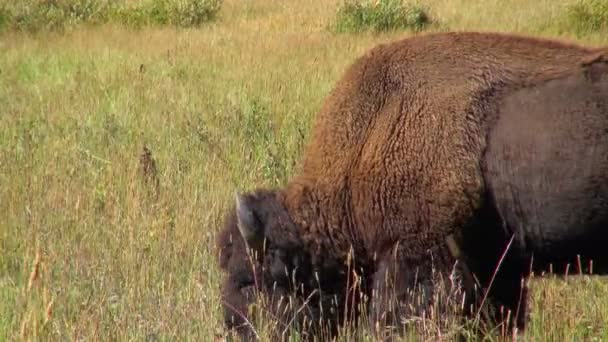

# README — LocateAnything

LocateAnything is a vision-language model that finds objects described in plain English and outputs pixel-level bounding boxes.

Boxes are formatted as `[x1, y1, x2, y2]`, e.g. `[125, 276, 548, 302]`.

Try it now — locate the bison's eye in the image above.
[235, 272, 255, 294]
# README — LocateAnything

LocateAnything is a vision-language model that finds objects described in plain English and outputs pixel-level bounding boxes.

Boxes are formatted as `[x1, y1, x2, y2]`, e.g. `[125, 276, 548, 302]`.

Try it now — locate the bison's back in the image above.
[300, 32, 601, 181]
[292, 32, 603, 253]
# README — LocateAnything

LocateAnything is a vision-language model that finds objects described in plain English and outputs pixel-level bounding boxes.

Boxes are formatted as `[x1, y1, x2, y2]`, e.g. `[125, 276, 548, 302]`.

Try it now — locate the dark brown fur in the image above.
[215, 31, 608, 340]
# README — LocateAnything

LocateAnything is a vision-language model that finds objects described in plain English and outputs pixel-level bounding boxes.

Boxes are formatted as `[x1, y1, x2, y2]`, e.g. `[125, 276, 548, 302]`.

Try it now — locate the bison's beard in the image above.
[220, 275, 258, 341]
[221, 274, 368, 342]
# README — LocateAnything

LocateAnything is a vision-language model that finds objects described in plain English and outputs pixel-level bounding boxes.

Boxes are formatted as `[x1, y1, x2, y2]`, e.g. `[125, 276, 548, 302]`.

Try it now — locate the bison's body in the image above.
[216, 31, 608, 340]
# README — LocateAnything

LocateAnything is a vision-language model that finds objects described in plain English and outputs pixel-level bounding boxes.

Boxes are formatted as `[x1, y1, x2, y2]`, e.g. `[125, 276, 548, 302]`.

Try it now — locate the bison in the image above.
[215, 31, 608, 340]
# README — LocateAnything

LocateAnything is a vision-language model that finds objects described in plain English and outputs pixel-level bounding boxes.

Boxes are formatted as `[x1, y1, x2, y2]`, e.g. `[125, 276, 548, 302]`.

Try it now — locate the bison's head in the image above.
[215, 189, 351, 340]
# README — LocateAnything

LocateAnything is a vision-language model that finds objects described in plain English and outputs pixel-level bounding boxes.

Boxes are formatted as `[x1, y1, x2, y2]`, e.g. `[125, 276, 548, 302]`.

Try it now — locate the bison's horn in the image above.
[235, 192, 262, 247]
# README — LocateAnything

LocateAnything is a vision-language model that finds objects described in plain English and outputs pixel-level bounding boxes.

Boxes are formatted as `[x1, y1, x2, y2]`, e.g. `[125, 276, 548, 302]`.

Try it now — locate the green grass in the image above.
[0, 0, 223, 32]
[1, 0, 608, 340]
[559, 0, 608, 37]
[333, 0, 432, 33]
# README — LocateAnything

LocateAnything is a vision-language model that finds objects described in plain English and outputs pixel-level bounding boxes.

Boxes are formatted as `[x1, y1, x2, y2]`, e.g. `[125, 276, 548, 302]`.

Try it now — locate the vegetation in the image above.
[334, 0, 431, 33]
[560, 0, 608, 36]
[1, 0, 608, 340]
[0, 0, 223, 32]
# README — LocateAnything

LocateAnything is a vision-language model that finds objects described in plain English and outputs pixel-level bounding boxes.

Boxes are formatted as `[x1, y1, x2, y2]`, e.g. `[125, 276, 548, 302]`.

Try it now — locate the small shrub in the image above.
[562, 0, 608, 35]
[169, 0, 222, 27]
[110, 0, 170, 28]
[106, 0, 223, 29]
[5, 0, 113, 33]
[334, 0, 431, 33]
[0, 0, 223, 33]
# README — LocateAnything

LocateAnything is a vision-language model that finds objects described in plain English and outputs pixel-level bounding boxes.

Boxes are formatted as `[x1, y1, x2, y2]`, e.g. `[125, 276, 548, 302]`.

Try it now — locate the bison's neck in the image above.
[279, 176, 370, 267]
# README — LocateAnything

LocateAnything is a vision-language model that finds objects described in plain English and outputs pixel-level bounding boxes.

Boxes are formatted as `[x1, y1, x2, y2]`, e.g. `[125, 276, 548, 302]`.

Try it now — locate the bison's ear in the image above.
[235, 192, 265, 251]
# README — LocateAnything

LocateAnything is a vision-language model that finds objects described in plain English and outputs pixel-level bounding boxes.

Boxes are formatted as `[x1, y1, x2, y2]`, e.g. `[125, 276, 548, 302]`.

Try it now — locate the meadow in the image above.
[1, 0, 608, 340]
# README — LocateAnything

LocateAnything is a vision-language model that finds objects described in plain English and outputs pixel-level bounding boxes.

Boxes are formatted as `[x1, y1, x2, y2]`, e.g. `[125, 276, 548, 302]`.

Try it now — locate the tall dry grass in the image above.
[1, 0, 607, 340]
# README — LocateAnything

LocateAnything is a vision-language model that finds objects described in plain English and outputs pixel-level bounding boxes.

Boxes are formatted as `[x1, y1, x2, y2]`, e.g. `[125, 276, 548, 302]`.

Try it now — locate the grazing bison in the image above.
[215, 31, 608, 340]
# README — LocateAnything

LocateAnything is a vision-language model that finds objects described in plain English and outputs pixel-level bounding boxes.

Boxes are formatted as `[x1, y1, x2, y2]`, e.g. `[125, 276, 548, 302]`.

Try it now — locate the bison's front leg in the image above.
[368, 242, 455, 339]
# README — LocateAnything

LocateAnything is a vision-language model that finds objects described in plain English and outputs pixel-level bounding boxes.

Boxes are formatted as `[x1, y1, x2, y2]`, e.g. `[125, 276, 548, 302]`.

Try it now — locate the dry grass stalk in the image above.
[19, 311, 29, 340]
[27, 249, 41, 293]
[139, 145, 160, 199]
[44, 298, 54, 326]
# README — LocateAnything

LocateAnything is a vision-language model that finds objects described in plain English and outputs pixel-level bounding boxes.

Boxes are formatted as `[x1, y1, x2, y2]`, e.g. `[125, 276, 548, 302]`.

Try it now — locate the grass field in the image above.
[1, 0, 608, 340]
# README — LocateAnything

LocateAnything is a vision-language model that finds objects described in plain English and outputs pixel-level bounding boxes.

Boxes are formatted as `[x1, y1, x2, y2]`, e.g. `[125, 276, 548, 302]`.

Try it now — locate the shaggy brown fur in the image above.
[215, 31, 608, 340]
